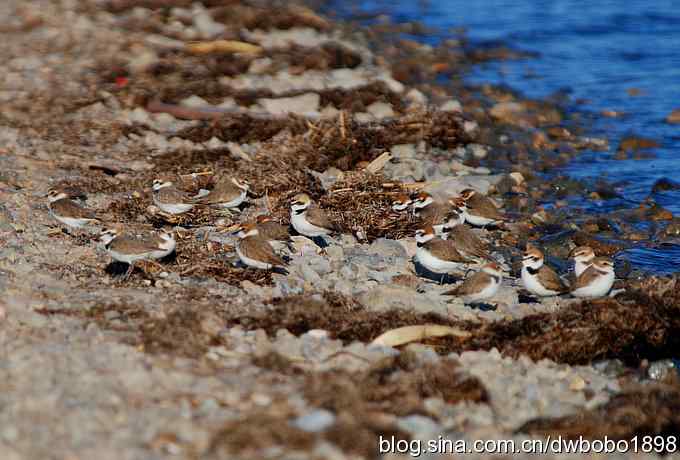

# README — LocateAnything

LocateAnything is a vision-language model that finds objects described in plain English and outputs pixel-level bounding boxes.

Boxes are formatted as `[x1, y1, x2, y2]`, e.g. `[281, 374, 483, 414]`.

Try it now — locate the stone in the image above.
[193, 9, 226, 39]
[258, 93, 320, 116]
[357, 285, 449, 315]
[369, 238, 408, 259]
[180, 95, 211, 108]
[293, 410, 336, 432]
[467, 143, 488, 159]
[405, 88, 428, 105]
[440, 99, 462, 112]
[665, 109, 680, 124]
[365, 101, 394, 119]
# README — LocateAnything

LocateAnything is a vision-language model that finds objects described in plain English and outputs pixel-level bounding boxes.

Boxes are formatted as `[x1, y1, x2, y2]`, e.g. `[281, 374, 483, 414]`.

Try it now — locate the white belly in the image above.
[463, 279, 500, 302]
[416, 248, 463, 273]
[521, 268, 560, 297]
[572, 272, 614, 298]
[574, 260, 591, 277]
[153, 196, 193, 214]
[433, 223, 447, 236]
[108, 249, 153, 265]
[217, 191, 246, 209]
[465, 213, 496, 227]
[291, 212, 329, 237]
[53, 214, 94, 228]
[236, 245, 272, 270]
[152, 238, 176, 259]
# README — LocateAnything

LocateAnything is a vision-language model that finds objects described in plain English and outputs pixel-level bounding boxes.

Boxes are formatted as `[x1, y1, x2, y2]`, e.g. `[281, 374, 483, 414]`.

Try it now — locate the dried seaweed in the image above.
[319, 171, 420, 241]
[519, 381, 680, 447]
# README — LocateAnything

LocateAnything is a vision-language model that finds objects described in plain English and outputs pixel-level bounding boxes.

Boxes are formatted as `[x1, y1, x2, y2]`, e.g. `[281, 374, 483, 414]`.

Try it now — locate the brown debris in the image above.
[140, 308, 225, 358]
[207, 406, 315, 458]
[318, 171, 420, 241]
[519, 382, 680, 447]
[232, 277, 680, 366]
[303, 352, 485, 457]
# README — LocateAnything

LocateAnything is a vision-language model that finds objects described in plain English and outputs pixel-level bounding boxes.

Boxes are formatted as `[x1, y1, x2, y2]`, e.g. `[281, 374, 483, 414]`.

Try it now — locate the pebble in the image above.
[440, 99, 462, 112]
[365, 101, 394, 119]
[293, 409, 336, 433]
[258, 93, 320, 116]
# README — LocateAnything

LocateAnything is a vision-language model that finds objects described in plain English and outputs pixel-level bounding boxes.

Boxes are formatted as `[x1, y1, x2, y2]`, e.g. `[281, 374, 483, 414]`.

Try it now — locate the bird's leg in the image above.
[123, 263, 135, 280]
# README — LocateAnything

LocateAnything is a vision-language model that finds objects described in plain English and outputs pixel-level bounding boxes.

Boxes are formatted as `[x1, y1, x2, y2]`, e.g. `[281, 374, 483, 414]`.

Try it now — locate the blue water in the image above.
[328, 0, 680, 274]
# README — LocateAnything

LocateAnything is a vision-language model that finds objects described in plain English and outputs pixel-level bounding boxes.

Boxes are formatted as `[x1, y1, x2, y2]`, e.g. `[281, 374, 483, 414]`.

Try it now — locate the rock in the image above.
[369, 238, 408, 259]
[258, 93, 320, 116]
[357, 285, 449, 315]
[651, 178, 680, 193]
[489, 101, 524, 122]
[293, 405, 335, 430]
[247, 57, 272, 74]
[192, 8, 226, 39]
[312, 167, 344, 190]
[647, 359, 679, 381]
[405, 88, 427, 105]
[666, 109, 680, 124]
[383, 159, 425, 182]
[424, 175, 503, 198]
[390, 144, 417, 159]
[180, 95, 211, 108]
[618, 136, 659, 152]
[467, 143, 488, 159]
[365, 101, 394, 119]
[353, 112, 373, 123]
[397, 415, 441, 439]
[440, 99, 462, 112]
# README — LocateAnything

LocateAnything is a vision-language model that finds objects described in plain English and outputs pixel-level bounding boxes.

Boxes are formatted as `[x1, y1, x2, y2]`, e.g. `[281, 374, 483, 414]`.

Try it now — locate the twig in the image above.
[339, 110, 347, 139]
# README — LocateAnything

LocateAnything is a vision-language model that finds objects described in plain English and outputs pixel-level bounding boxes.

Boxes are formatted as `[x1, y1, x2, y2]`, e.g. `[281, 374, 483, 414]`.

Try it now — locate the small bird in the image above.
[520, 245, 568, 297]
[569, 246, 596, 277]
[290, 193, 338, 242]
[150, 229, 176, 259]
[415, 226, 471, 279]
[391, 194, 412, 212]
[151, 179, 194, 214]
[442, 205, 489, 260]
[47, 189, 100, 229]
[412, 191, 450, 235]
[194, 176, 250, 212]
[232, 222, 288, 273]
[99, 228, 170, 279]
[443, 262, 504, 303]
[255, 215, 293, 250]
[459, 188, 503, 227]
[571, 257, 615, 298]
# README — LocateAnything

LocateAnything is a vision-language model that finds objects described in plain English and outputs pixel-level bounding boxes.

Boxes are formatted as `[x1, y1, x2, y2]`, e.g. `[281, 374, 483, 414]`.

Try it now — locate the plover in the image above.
[571, 257, 615, 298]
[459, 188, 503, 227]
[569, 246, 596, 277]
[47, 189, 100, 229]
[151, 229, 176, 259]
[194, 176, 250, 211]
[255, 215, 293, 250]
[442, 205, 489, 260]
[99, 228, 168, 279]
[232, 222, 288, 272]
[415, 226, 471, 278]
[412, 191, 450, 235]
[442, 262, 503, 303]
[520, 245, 568, 297]
[152, 179, 194, 214]
[290, 193, 338, 241]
